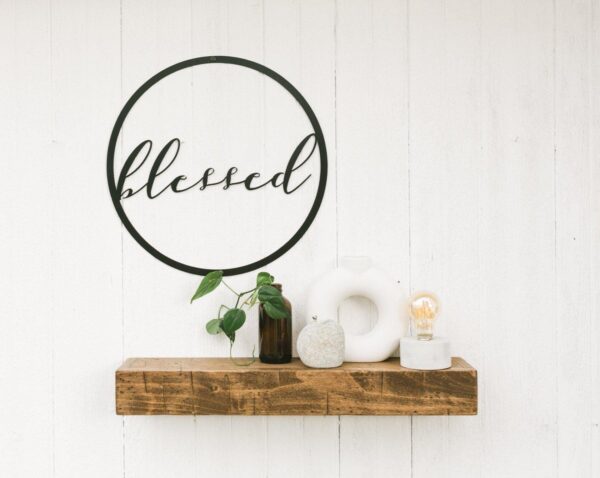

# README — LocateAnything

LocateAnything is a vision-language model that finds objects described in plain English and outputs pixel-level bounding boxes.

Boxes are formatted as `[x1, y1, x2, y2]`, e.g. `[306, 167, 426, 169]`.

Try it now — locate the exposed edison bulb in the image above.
[408, 292, 440, 341]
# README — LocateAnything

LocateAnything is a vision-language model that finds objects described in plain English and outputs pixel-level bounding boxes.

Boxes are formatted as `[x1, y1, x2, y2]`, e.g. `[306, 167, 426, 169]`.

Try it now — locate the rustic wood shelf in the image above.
[116, 357, 477, 416]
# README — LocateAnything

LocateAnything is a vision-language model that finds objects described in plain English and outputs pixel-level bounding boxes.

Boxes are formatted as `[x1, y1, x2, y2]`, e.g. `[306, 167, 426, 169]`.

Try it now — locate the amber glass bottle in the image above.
[259, 284, 292, 364]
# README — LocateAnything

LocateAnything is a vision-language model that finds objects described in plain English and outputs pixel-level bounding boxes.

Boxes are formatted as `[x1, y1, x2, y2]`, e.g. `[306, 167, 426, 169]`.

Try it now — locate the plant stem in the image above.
[218, 304, 230, 318]
[228, 340, 256, 366]
[234, 288, 257, 309]
[221, 280, 239, 296]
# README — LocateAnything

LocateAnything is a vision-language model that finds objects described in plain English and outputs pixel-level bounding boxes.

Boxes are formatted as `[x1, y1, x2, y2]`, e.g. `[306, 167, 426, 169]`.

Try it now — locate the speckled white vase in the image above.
[297, 318, 345, 368]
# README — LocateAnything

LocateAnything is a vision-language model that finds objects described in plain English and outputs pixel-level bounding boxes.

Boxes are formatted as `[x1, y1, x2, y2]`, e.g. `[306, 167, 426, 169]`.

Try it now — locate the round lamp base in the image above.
[400, 337, 451, 370]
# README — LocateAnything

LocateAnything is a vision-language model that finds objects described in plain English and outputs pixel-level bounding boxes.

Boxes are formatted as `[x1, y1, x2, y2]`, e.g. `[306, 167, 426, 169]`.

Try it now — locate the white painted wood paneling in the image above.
[480, 1, 558, 476]
[555, 0, 595, 476]
[120, 2, 199, 477]
[592, 2, 600, 475]
[0, 2, 54, 478]
[408, 1, 483, 476]
[2, 1, 600, 478]
[49, 1, 124, 478]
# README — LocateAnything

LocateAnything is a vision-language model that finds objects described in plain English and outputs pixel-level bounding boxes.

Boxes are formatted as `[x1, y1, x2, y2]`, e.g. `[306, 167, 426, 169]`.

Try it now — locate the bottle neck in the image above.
[272, 283, 282, 292]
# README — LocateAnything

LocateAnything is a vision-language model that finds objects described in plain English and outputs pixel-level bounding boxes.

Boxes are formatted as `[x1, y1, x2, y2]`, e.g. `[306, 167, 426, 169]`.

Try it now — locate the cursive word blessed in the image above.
[118, 133, 316, 200]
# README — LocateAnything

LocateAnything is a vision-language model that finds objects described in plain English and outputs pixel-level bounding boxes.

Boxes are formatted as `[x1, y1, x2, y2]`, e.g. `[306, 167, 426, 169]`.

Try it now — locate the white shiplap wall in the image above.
[1, 0, 598, 477]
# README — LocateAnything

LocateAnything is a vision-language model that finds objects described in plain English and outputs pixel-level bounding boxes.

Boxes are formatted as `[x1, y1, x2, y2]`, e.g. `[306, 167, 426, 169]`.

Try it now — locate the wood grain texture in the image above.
[116, 358, 477, 416]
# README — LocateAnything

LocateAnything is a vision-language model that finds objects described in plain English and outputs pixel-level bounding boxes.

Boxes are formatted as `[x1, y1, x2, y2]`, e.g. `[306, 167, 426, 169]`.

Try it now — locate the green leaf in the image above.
[190, 271, 223, 303]
[206, 319, 222, 335]
[222, 308, 246, 337]
[224, 330, 236, 342]
[256, 272, 274, 287]
[263, 301, 290, 319]
[257, 285, 282, 303]
[257, 285, 288, 318]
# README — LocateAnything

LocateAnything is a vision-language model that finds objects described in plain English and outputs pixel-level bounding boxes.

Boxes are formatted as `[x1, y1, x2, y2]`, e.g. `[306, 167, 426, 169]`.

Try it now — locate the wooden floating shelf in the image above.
[116, 357, 477, 416]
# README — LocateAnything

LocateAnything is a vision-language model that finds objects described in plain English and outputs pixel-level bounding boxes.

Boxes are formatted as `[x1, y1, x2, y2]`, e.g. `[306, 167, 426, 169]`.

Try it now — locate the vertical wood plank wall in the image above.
[0, 0, 598, 477]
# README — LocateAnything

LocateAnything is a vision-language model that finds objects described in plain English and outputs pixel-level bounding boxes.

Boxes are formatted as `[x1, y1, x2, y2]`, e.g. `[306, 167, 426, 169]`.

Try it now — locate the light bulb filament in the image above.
[408, 293, 439, 341]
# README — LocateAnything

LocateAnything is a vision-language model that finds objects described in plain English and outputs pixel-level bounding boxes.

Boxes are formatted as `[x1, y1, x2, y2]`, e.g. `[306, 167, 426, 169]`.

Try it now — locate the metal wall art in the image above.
[107, 56, 327, 276]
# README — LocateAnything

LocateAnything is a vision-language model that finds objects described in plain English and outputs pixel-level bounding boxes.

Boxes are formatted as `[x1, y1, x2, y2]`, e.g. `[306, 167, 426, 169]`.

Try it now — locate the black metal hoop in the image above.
[107, 56, 328, 276]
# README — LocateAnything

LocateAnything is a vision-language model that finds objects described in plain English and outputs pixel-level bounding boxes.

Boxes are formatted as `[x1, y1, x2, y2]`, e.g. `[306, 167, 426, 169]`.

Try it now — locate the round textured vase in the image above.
[297, 318, 345, 368]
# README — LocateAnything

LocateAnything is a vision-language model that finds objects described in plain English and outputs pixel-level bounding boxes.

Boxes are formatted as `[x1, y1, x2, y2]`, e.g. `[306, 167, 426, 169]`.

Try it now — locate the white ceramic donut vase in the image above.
[306, 267, 407, 362]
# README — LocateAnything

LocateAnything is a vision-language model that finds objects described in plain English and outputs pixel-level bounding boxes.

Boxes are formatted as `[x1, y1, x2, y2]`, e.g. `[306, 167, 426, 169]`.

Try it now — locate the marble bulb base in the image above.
[400, 337, 451, 370]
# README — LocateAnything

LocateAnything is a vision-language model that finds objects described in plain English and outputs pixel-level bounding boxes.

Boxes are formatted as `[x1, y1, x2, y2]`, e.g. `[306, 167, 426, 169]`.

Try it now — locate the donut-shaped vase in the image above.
[306, 267, 407, 362]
